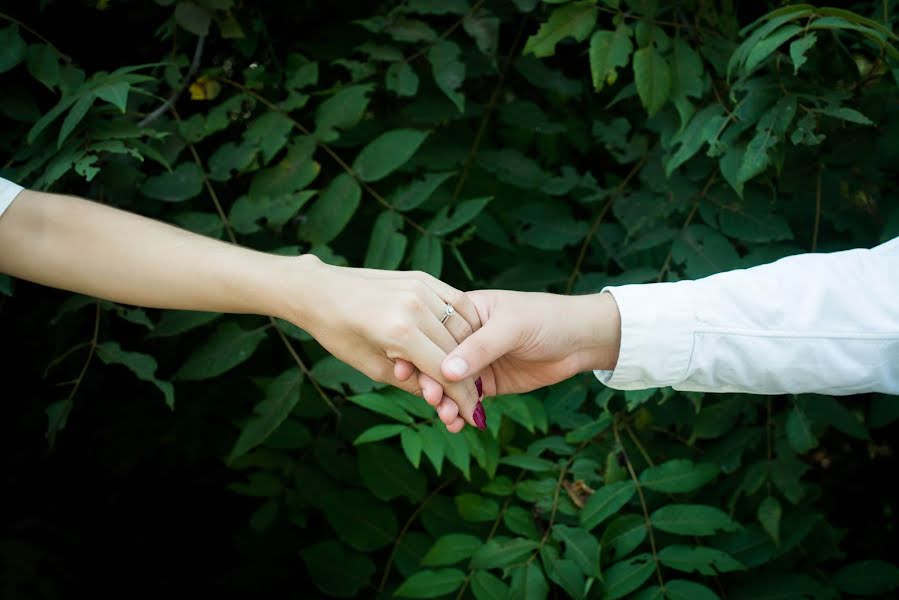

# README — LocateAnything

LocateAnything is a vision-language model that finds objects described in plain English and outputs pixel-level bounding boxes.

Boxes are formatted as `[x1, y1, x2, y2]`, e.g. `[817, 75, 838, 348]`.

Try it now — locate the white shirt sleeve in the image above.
[0, 176, 24, 220]
[595, 237, 899, 396]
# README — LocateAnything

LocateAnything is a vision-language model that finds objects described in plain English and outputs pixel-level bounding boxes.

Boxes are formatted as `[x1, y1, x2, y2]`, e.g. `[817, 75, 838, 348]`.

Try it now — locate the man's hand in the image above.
[395, 289, 622, 429]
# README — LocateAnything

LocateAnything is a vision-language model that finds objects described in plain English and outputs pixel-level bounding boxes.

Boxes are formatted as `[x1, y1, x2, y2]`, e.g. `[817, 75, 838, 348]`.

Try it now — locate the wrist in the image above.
[571, 292, 621, 373]
[271, 253, 332, 329]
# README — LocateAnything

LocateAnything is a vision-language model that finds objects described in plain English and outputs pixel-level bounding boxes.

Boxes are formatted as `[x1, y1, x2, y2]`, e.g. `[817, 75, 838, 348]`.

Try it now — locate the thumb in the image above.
[442, 317, 516, 382]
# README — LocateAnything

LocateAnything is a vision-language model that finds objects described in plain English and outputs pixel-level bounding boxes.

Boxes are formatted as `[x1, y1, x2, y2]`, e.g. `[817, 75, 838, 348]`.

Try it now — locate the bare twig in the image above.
[139, 35, 206, 127]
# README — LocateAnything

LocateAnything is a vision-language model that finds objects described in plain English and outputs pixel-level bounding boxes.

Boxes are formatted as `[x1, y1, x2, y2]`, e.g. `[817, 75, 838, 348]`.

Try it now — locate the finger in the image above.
[415, 274, 482, 335]
[394, 358, 416, 382]
[417, 305, 485, 411]
[424, 292, 477, 347]
[399, 329, 484, 429]
[436, 395, 459, 425]
[442, 317, 515, 383]
[446, 416, 465, 433]
[420, 375, 444, 407]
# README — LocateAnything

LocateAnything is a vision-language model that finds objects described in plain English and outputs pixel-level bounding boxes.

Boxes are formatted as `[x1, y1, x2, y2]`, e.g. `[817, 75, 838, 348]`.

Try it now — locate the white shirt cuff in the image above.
[0, 176, 24, 220]
[594, 280, 696, 389]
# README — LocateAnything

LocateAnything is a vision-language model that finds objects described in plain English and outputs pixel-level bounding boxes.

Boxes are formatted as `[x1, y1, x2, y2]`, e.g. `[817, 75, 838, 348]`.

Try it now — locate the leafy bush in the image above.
[2, 0, 899, 597]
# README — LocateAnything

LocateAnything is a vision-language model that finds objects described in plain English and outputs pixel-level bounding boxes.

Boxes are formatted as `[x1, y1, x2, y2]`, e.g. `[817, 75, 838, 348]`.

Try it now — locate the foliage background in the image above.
[1, 0, 899, 598]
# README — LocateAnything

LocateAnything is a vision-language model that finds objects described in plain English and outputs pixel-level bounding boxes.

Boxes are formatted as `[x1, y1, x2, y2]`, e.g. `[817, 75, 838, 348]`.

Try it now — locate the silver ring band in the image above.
[440, 303, 455, 325]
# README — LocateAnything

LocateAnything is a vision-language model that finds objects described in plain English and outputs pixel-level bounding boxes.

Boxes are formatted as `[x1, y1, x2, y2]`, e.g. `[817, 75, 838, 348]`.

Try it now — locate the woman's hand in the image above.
[395, 290, 621, 430]
[281, 255, 485, 430]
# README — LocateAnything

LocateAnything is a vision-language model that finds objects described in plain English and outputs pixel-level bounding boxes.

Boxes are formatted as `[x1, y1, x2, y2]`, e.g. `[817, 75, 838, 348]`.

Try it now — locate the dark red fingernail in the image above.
[475, 377, 483, 399]
[473, 401, 486, 430]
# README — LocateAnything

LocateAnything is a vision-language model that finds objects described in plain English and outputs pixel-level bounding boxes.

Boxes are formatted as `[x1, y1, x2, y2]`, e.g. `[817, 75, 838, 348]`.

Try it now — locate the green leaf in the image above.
[249, 140, 319, 198]
[789, 33, 816, 74]
[665, 579, 722, 600]
[471, 570, 509, 600]
[604, 553, 655, 600]
[523, 1, 597, 58]
[737, 96, 797, 184]
[26, 44, 59, 89]
[833, 560, 899, 596]
[323, 489, 397, 551]
[744, 24, 804, 73]
[504, 506, 540, 539]
[395, 569, 466, 598]
[601, 514, 647, 562]
[471, 538, 540, 569]
[422, 534, 483, 567]
[672, 225, 740, 279]
[428, 41, 466, 112]
[401, 427, 423, 467]
[363, 210, 407, 269]
[428, 197, 491, 235]
[386, 62, 419, 97]
[346, 392, 413, 423]
[757, 496, 782, 544]
[0, 25, 26, 74]
[580, 480, 636, 530]
[543, 553, 586, 600]
[658, 545, 745, 575]
[352, 129, 429, 182]
[58, 94, 95, 148]
[301, 541, 375, 598]
[230, 191, 316, 234]
[390, 171, 455, 211]
[456, 493, 499, 522]
[314, 356, 377, 394]
[786, 400, 817, 453]
[633, 45, 671, 116]
[665, 104, 727, 175]
[94, 81, 130, 112]
[297, 173, 361, 245]
[419, 424, 446, 474]
[410, 234, 443, 277]
[817, 105, 875, 125]
[357, 443, 426, 501]
[639, 459, 718, 493]
[315, 84, 374, 141]
[508, 562, 549, 600]
[95, 341, 174, 409]
[142, 162, 204, 202]
[354, 423, 407, 444]
[499, 454, 555, 471]
[175, 1, 212, 36]
[650, 504, 740, 536]
[589, 26, 633, 91]
[228, 368, 302, 462]
[149, 310, 219, 338]
[175, 322, 267, 380]
[552, 524, 601, 578]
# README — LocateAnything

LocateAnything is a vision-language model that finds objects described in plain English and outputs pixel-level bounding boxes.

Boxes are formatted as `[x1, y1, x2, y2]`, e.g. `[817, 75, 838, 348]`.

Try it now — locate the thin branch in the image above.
[614, 417, 665, 590]
[624, 422, 655, 468]
[0, 11, 71, 63]
[566, 155, 648, 294]
[403, 0, 487, 65]
[61, 302, 101, 404]
[656, 171, 717, 283]
[43, 341, 91, 377]
[452, 15, 529, 199]
[378, 476, 457, 592]
[172, 107, 338, 415]
[455, 470, 527, 600]
[139, 34, 206, 128]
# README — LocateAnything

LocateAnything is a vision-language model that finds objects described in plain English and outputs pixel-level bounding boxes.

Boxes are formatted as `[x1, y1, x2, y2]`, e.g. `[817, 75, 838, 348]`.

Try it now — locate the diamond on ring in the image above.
[440, 303, 455, 324]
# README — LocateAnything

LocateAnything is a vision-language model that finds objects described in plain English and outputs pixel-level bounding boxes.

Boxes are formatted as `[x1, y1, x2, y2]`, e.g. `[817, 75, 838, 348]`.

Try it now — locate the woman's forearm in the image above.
[0, 190, 302, 320]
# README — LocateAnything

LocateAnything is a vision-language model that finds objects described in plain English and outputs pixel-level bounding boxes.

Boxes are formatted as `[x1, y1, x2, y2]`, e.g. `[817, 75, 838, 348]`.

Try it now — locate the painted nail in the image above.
[473, 401, 487, 430]
[475, 377, 483, 399]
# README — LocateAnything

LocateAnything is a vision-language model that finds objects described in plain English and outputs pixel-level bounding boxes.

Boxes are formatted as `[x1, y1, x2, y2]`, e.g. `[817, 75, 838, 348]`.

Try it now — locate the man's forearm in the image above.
[0, 190, 302, 320]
